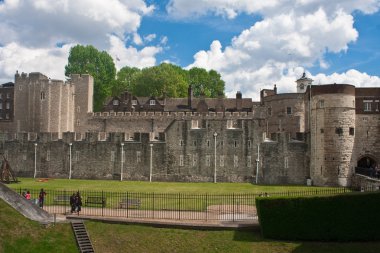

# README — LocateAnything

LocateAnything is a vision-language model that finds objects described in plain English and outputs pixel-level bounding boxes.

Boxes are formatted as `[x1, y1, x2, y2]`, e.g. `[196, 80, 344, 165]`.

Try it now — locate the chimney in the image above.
[188, 85, 193, 109]
[274, 84, 277, 94]
[236, 91, 242, 111]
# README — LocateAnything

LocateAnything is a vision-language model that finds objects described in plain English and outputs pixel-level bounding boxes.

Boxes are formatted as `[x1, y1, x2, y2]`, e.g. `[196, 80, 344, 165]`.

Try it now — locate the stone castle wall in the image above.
[310, 91, 356, 187]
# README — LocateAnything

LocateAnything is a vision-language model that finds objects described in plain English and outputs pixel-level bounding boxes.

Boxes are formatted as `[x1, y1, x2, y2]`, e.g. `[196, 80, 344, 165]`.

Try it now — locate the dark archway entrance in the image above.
[356, 156, 378, 177]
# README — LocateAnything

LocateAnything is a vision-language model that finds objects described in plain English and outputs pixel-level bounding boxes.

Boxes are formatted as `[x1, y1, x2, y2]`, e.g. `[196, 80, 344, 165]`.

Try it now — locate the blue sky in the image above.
[0, 0, 379, 99]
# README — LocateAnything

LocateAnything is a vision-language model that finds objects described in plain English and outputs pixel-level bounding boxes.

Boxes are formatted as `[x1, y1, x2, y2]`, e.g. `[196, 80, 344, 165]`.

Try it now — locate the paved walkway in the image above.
[44, 205, 259, 229]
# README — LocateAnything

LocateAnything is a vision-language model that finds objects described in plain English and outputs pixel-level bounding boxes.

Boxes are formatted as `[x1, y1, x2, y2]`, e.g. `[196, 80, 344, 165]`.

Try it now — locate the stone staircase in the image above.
[71, 220, 95, 253]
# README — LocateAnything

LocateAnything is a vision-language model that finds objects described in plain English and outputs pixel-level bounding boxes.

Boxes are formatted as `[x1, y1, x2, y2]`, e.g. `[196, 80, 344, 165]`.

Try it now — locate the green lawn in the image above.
[8, 177, 340, 194]
[0, 200, 77, 253]
[2, 197, 380, 253]
[86, 221, 380, 253]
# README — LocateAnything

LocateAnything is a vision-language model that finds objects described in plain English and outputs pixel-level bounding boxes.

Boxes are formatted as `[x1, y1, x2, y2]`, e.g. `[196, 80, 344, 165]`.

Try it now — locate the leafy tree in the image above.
[65, 45, 116, 111]
[189, 67, 225, 97]
[112, 66, 141, 96]
[132, 63, 188, 98]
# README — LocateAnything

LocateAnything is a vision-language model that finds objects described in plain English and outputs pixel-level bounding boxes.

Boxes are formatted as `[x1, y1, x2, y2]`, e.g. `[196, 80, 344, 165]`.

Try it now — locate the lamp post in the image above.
[213, 132, 218, 183]
[121, 143, 124, 181]
[149, 144, 153, 182]
[33, 143, 37, 178]
[255, 144, 260, 184]
[69, 143, 72, 179]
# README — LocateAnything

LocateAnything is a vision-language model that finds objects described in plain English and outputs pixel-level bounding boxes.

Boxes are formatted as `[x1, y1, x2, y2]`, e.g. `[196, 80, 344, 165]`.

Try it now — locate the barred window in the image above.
[220, 155, 224, 167]
[179, 155, 184, 166]
[206, 155, 211, 167]
[234, 155, 239, 168]
[136, 151, 141, 163]
[247, 156, 252, 167]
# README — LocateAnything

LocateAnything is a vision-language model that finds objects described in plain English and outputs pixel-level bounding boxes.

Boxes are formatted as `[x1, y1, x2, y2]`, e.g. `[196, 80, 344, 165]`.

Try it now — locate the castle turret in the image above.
[296, 72, 313, 93]
[309, 84, 356, 186]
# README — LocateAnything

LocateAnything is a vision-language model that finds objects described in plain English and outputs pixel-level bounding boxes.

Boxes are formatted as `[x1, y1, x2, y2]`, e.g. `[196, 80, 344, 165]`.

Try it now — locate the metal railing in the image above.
[15, 187, 367, 221]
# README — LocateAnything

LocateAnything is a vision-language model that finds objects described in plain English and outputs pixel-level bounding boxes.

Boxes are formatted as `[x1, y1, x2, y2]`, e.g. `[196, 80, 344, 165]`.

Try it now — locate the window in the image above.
[192, 154, 197, 167]
[220, 155, 224, 167]
[46, 150, 50, 161]
[179, 140, 184, 146]
[5, 102, 10, 109]
[248, 140, 251, 148]
[349, 127, 355, 136]
[76, 106, 80, 113]
[267, 107, 272, 116]
[0, 94, 2, 99]
[0, 114, 3, 119]
[376, 100, 379, 112]
[136, 151, 141, 163]
[364, 101, 372, 112]
[75, 151, 80, 162]
[0, 103, 2, 110]
[150, 100, 156, 105]
[40, 92, 45, 100]
[111, 151, 115, 162]
[320, 128, 324, 133]
[206, 155, 211, 167]
[227, 120, 234, 129]
[335, 127, 343, 136]
[22, 154, 27, 161]
[113, 100, 119, 106]
[234, 155, 239, 168]
[5, 113, 9, 119]
[179, 155, 184, 166]
[247, 156, 252, 167]
[234, 140, 238, 148]
[132, 100, 137, 105]
[19, 85, 22, 91]
[207, 140, 210, 148]
[6, 93, 10, 99]
[286, 107, 292, 115]
[191, 120, 199, 129]
[193, 140, 197, 146]
[319, 100, 325, 108]
[76, 119, 80, 126]
[284, 157, 289, 169]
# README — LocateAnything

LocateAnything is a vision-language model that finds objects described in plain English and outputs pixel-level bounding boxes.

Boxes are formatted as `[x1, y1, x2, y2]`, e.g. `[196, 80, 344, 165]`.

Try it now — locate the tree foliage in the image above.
[65, 45, 116, 111]
[116, 63, 225, 98]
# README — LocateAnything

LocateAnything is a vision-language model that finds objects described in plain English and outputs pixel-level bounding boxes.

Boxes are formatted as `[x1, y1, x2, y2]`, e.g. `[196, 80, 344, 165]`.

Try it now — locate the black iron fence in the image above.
[15, 187, 373, 221]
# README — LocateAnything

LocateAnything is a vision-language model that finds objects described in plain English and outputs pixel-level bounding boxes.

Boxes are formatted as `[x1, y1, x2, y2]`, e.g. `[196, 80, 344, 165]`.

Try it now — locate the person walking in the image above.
[70, 193, 76, 214]
[38, 188, 46, 208]
[75, 192, 82, 216]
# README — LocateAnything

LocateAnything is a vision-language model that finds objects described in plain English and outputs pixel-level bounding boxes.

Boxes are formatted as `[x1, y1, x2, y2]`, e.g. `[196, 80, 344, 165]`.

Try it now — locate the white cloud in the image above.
[167, 0, 380, 19]
[0, 0, 154, 48]
[183, 1, 380, 98]
[0, 0, 162, 83]
[144, 34, 156, 43]
[0, 42, 72, 84]
[108, 35, 162, 70]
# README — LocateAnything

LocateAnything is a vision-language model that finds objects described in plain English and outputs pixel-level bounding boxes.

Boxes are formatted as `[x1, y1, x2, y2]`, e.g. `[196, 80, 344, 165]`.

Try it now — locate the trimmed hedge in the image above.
[256, 191, 380, 241]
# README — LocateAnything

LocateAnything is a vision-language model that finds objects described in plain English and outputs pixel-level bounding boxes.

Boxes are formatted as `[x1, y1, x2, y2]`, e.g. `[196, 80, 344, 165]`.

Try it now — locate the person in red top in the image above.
[25, 191, 31, 200]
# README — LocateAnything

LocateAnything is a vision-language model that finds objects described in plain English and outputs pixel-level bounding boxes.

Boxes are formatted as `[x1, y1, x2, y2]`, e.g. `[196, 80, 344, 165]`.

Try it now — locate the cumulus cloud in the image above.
[0, 0, 162, 83]
[0, 42, 72, 83]
[0, 0, 154, 48]
[108, 35, 162, 70]
[182, 0, 380, 98]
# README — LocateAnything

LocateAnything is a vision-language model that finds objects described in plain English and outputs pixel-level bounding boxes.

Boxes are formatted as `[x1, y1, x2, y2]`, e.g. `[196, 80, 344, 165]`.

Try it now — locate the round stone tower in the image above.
[309, 84, 356, 186]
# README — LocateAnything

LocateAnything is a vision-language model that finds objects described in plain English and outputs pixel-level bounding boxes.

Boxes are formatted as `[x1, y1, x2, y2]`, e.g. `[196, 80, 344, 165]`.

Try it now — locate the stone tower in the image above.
[309, 84, 356, 186]
[296, 72, 313, 93]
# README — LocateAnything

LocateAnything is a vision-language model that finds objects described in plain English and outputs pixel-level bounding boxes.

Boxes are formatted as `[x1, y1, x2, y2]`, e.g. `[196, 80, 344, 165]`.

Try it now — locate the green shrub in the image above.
[256, 192, 380, 241]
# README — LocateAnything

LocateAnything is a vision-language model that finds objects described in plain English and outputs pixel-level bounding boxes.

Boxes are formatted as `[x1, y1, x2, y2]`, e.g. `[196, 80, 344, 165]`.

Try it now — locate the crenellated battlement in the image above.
[0, 131, 166, 144]
[88, 111, 257, 120]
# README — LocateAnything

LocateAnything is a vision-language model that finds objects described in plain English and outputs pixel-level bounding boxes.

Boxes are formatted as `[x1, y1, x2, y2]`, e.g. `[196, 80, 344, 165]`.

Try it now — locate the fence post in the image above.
[233, 193, 235, 222]
[126, 192, 129, 218]
[152, 192, 155, 219]
[102, 190, 104, 217]
[205, 194, 208, 221]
